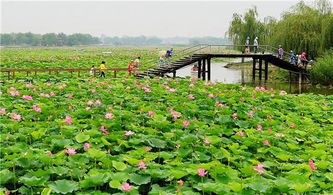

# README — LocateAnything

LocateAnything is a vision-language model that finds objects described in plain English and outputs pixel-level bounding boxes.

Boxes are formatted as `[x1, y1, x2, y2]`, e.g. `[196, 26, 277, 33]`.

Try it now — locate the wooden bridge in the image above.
[136, 44, 309, 81]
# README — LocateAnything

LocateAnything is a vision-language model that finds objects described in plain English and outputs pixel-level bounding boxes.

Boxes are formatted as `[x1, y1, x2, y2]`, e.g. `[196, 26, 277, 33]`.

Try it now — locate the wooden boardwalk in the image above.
[136, 53, 308, 81]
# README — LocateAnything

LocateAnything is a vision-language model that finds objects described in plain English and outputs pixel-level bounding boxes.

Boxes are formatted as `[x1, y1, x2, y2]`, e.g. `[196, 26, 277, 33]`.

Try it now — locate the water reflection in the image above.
[171, 62, 333, 95]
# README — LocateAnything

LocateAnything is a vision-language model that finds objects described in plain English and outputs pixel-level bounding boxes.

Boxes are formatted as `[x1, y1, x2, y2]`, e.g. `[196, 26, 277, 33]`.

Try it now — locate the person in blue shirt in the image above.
[166, 48, 173, 60]
[290, 50, 296, 65]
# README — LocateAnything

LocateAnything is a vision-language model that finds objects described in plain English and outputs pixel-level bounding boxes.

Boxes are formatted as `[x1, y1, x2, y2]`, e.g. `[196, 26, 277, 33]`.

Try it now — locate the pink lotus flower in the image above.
[270, 94, 275, 97]
[84, 143, 90, 150]
[208, 93, 214, 98]
[177, 180, 184, 186]
[197, 168, 208, 177]
[257, 125, 262, 131]
[308, 160, 316, 171]
[289, 123, 295, 128]
[94, 100, 101, 105]
[121, 183, 132, 192]
[267, 115, 272, 120]
[66, 148, 76, 155]
[87, 100, 94, 105]
[26, 83, 33, 88]
[148, 111, 154, 117]
[263, 140, 270, 146]
[100, 126, 109, 135]
[248, 111, 254, 118]
[182, 121, 190, 127]
[145, 147, 151, 152]
[11, 113, 21, 121]
[138, 161, 147, 169]
[32, 105, 42, 113]
[236, 131, 244, 136]
[50, 91, 55, 96]
[10, 91, 20, 97]
[22, 95, 33, 101]
[91, 89, 96, 93]
[58, 84, 67, 89]
[124, 131, 135, 136]
[46, 82, 52, 86]
[203, 139, 210, 145]
[64, 115, 72, 125]
[189, 83, 194, 88]
[254, 164, 265, 174]
[188, 94, 195, 100]
[67, 93, 73, 98]
[85, 107, 91, 110]
[275, 133, 284, 137]
[169, 88, 176, 92]
[240, 97, 245, 101]
[144, 87, 151, 93]
[232, 113, 238, 119]
[0, 108, 6, 115]
[173, 114, 180, 120]
[105, 113, 114, 119]
[126, 86, 131, 90]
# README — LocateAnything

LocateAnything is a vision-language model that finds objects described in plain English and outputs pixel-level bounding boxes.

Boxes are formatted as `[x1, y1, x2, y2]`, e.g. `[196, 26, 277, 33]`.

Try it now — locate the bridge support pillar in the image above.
[202, 58, 206, 81]
[264, 60, 268, 80]
[259, 58, 263, 80]
[252, 58, 256, 80]
[173, 70, 176, 78]
[207, 57, 211, 81]
[198, 60, 202, 79]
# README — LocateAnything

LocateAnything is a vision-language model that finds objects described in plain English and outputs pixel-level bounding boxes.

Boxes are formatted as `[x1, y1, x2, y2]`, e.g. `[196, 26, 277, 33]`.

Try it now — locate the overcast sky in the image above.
[1, 0, 314, 37]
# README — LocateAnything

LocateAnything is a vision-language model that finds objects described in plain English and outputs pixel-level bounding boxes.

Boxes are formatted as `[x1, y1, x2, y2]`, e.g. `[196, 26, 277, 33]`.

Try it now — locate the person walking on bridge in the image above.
[278, 45, 284, 59]
[253, 37, 258, 53]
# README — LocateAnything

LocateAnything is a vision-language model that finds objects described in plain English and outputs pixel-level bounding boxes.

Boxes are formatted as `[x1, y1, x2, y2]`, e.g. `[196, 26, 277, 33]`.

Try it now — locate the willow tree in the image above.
[268, 0, 333, 58]
[227, 7, 265, 50]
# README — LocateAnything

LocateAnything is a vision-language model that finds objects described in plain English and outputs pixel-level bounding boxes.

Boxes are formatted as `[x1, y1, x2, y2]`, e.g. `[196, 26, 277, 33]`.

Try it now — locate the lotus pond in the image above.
[0, 78, 332, 194]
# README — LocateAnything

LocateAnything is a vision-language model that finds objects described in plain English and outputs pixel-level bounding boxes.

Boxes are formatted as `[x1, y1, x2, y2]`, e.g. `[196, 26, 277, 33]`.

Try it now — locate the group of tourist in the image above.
[89, 56, 141, 78]
[89, 48, 174, 78]
[245, 36, 259, 53]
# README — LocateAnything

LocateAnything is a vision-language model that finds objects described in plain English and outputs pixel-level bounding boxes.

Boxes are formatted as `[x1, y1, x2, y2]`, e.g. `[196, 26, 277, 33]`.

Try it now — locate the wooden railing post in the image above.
[259, 58, 263, 80]
[252, 57, 256, 80]
[114, 70, 117, 78]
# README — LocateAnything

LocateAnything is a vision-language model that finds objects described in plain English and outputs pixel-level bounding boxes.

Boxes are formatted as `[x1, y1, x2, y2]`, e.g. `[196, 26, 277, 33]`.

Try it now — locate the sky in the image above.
[0, 0, 313, 38]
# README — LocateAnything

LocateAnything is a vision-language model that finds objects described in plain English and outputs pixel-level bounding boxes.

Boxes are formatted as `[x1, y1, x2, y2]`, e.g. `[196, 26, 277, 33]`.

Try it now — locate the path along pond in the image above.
[169, 59, 333, 95]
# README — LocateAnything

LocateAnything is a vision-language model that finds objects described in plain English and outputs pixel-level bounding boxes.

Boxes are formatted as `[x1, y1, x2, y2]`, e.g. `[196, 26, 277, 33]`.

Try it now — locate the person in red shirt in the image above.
[301, 52, 308, 69]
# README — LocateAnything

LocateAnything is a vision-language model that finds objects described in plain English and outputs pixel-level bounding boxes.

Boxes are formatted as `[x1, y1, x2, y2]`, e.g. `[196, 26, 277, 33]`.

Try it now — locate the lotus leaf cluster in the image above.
[0, 78, 332, 194]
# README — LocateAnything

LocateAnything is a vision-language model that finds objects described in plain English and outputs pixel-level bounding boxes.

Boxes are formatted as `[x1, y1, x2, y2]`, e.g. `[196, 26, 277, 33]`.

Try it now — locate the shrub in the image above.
[310, 50, 333, 85]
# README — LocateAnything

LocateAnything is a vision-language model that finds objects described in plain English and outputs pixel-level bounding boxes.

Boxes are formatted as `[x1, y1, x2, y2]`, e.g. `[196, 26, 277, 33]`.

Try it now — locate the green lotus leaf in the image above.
[0, 169, 14, 185]
[48, 180, 79, 194]
[129, 174, 151, 185]
[112, 161, 127, 171]
[75, 133, 90, 143]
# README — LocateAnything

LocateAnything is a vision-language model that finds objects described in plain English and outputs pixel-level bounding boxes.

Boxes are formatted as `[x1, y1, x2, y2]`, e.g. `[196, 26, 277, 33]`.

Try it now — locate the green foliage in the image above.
[0, 78, 332, 194]
[310, 50, 333, 84]
[228, 0, 333, 58]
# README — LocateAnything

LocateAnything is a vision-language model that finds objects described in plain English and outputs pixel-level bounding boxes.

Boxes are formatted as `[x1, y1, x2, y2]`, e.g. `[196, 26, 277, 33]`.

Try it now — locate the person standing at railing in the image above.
[301, 52, 308, 69]
[90, 65, 95, 77]
[245, 36, 250, 54]
[127, 60, 134, 76]
[99, 61, 106, 78]
[278, 45, 284, 59]
[253, 37, 258, 53]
